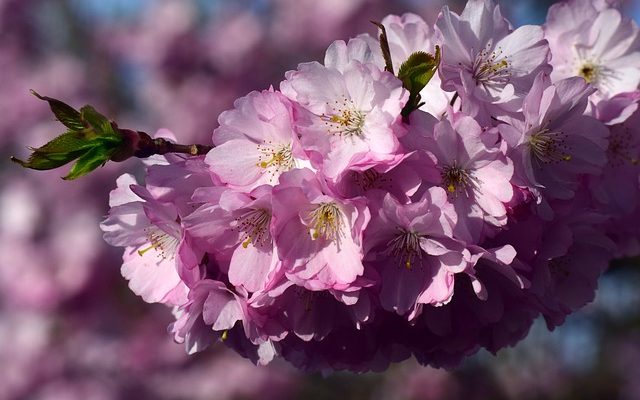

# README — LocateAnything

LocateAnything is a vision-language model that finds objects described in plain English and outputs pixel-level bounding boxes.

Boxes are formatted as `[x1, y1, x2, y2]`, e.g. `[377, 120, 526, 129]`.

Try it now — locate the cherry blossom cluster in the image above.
[101, 0, 640, 372]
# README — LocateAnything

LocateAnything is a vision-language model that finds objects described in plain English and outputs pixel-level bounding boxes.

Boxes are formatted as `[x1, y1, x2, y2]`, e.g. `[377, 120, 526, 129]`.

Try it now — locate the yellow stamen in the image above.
[306, 202, 344, 242]
[137, 245, 155, 257]
[386, 228, 423, 270]
[321, 98, 366, 137]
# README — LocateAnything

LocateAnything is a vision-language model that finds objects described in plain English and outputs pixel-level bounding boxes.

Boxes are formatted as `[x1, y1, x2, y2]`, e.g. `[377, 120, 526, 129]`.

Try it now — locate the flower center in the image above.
[138, 226, 180, 260]
[573, 49, 617, 91]
[386, 228, 423, 269]
[608, 127, 639, 167]
[236, 208, 272, 249]
[256, 143, 295, 179]
[472, 43, 511, 87]
[527, 128, 572, 165]
[306, 202, 344, 242]
[292, 286, 331, 312]
[578, 61, 600, 84]
[441, 163, 479, 197]
[354, 169, 386, 191]
[322, 98, 366, 137]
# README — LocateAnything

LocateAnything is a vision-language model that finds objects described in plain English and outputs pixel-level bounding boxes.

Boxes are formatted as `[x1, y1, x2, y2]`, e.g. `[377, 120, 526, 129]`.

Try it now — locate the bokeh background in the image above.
[1, 1, 640, 399]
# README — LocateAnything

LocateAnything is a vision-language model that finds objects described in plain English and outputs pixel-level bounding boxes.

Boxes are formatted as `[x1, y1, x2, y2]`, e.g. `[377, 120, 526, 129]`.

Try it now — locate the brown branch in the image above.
[128, 130, 214, 159]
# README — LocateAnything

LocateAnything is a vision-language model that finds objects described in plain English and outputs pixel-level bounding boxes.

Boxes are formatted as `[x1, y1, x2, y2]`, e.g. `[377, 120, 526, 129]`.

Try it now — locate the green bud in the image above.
[398, 47, 441, 118]
[11, 92, 131, 180]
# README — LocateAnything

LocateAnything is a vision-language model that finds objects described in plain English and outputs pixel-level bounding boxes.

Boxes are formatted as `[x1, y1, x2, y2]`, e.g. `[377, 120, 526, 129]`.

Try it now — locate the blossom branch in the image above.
[131, 131, 213, 158]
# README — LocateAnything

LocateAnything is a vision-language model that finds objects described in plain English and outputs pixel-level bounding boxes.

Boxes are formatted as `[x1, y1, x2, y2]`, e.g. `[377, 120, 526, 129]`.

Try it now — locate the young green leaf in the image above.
[30, 90, 85, 131]
[62, 145, 113, 180]
[12, 93, 130, 179]
[399, 46, 441, 118]
[80, 105, 119, 139]
[398, 50, 439, 92]
[11, 131, 96, 170]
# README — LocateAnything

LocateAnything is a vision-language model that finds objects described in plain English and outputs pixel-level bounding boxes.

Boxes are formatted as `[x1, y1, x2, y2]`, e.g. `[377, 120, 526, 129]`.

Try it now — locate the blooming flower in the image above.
[184, 185, 281, 293]
[206, 90, 307, 191]
[436, 0, 550, 122]
[544, 0, 640, 102]
[364, 189, 469, 319]
[272, 169, 370, 290]
[498, 73, 608, 202]
[281, 59, 407, 180]
[87, 0, 640, 373]
[424, 112, 513, 243]
[336, 13, 453, 117]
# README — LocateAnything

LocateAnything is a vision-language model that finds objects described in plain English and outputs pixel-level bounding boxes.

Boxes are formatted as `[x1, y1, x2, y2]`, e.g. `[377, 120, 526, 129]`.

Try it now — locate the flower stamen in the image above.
[306, 202, 344, 242]
[321, 98, 366, 137]
[386, 228, 423, 269]
[528, 128, 572, 165]
[256, 143, 295, 180]
[235, 208, 272, 249]
[138, 227, 180, 260]
[472, 43, 511, 88]
[441, 163, 480, 197]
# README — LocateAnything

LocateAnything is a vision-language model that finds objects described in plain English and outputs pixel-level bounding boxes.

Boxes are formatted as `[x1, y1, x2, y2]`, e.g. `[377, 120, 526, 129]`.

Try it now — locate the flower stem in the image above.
[129, 130, 214, 159]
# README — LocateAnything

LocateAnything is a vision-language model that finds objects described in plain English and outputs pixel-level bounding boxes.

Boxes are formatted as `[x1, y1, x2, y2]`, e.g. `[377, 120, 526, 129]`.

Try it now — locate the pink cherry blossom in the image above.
[281, 59, 408, 180]
[206, 90, 307, 191]
[424, 111, 514, 243]
[364, 189, 469, 319]
[101, 174, 194, 306]
[184, 185, 281, 293]
[498, 73, 608, 202]
[545, 0, 640, 102]
[82, 0, 640, 374]
[436, 0, 550, 123]
[272, 169, 370, 290]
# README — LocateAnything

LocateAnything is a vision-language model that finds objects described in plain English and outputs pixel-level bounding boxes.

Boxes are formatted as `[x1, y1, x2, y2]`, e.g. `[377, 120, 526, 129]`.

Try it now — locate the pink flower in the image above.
[545, 0, 640, 102]
[424, 112, 514, 243]
[436, 0, 550, 122]
[528, 197, 614, 328]
[249, 279, 371, 342]
[101, 174, 195, 306]
[498, 73, 608, 202]
[280, 59, 408, 180]
[184, 185, 281, 293]
[364, 189, 469, 319]
[332, 156, 425, 203]
[332, 14, 453, 117]
[591, 104, 640, 215]
[206, 90, 307, 191]
[171, 279, 243, 353]
[272, 169, 370, 290]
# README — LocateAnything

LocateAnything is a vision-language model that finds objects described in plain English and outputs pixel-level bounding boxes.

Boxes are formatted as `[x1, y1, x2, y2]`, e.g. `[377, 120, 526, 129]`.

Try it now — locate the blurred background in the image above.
[1, 0, 640, 399]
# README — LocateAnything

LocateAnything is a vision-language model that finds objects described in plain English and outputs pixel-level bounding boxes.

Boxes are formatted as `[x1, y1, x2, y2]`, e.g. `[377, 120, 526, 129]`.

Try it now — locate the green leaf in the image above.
[371, 21, 394, 74]
[62, 145, 113, 180]
[398, 48, 440, 94]
[31, 90, 85, 131]
[399, 47, 441, 118]
[11, 131, 98, 170]
[80, 105, 118, 139]
[12, 94, 130, 178]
